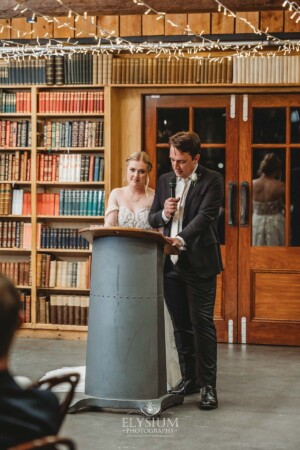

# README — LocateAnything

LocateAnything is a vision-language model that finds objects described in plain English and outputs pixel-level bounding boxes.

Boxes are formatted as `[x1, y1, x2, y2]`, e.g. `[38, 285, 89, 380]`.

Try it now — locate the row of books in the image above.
[42, 120, 104, 148]
[34, 190, 105, 216]
[4, 54, 300, 86]
[37, 295, 89, 326]
[0, 92, 31, 113]
[0, 60, 46, 85]
[0, 186, 31, 215]
[46, 54, 94, 85]
[38, 91, 104, 113]
[20, 292, 31, 323]
[0, 120, 32, 148]
[40, 227, 89, 250]
[37, 154, 104, 182]
[112, 57, 233, 84]
[232, 55, 300, 84]
[37, 254, 91, 289]
[0, 261, 31, 286]
[0, 221, 31, 249]
[0, 151, 31, 181]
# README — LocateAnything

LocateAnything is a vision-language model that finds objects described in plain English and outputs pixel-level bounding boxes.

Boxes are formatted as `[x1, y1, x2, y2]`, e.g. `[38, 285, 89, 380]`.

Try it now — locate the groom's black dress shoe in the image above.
[199, 385, 218, 410]
[168, 378, 200, 396]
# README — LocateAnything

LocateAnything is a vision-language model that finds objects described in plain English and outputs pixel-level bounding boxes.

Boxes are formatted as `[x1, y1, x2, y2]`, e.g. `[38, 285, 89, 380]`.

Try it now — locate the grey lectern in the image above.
[69, 227, 183, 417]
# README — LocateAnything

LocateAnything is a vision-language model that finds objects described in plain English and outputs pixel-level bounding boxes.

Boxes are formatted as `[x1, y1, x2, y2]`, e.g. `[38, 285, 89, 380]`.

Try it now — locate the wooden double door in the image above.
[144, 93, 300, 345]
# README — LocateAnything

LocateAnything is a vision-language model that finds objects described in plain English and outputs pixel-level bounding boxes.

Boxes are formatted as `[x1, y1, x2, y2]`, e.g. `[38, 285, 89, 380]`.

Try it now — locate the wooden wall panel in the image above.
[187, 13, 210, 35]
[253, 272, 300, 320]
[284, 11, 299, 32]
[165, 14, 187, 35]
[11, 18, 31, 38]
[0, 19, 11, 39]
[53, 16, 75, 39]
[75, 16, 96, 38]
[142, 14, 164, 36]
[211, 12, 234, 34]
[32, 17, 53, 39]
[97, 15, 119, 36]
[260, 10, 283, 32]
[235, 12, 259, 33]
[120, 15, 141, 36]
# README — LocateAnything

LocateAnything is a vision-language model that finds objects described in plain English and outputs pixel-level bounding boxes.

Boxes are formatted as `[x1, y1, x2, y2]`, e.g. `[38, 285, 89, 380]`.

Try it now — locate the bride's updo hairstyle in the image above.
[258, 153, 282, 177]
[125, 151, 153, 173]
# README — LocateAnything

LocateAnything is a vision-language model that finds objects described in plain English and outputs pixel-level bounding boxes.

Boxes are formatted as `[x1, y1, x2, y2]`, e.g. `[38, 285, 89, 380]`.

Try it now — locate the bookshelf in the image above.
[0, 84, 108, 339]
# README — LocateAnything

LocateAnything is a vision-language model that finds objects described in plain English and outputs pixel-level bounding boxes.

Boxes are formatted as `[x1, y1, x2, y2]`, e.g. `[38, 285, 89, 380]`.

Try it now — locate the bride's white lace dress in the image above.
[105, 204, 152, 229]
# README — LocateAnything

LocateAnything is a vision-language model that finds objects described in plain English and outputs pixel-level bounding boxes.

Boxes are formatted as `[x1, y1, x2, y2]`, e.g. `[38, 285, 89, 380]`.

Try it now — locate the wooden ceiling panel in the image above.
[0, 0, 284, 19]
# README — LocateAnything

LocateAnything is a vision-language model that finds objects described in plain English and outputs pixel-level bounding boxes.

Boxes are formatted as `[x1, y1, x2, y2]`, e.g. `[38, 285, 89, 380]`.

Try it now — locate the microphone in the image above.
[169, 179, 176, 199]
[169, 179, 176, 217]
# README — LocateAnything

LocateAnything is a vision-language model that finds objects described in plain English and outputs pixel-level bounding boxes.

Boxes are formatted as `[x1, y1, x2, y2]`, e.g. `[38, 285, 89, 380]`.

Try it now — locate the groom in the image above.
[149, 131, 223, 410]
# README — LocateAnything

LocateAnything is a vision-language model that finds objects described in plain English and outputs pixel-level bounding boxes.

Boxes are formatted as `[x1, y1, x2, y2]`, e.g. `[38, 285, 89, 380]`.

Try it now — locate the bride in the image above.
[105, 150, 180, 387]
[105, 151, 154, 228]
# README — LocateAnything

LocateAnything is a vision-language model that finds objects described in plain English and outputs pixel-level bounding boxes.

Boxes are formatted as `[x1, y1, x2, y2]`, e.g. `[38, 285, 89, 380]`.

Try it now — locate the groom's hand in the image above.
[164, 197, 180, 219]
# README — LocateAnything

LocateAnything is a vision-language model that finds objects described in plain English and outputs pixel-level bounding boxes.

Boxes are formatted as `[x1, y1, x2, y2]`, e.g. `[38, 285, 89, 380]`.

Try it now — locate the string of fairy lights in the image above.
[282, 0, 300, 23]
[0, 0, 299, 61]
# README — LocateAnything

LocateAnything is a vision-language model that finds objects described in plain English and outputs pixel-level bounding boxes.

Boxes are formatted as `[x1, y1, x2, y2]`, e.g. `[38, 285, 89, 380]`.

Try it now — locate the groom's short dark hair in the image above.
[169, 131, 201, 159]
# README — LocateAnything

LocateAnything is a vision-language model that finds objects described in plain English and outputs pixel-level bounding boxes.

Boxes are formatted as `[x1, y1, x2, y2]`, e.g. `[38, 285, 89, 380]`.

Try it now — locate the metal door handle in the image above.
[228, 181, 237, 226]
[240, 181, 249, 226]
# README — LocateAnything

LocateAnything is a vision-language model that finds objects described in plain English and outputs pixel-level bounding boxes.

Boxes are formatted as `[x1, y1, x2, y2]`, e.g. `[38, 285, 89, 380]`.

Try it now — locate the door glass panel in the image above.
[291, 149, 300, 246]
[156, 147, 172, 179]
[201, 147, 225, 244]
[194, 108, 226, 143]
[252, 149, 286, 246]
[253, 108, 286, 143]
[157, 108, 189, 143]
[290, 108, 300, 143]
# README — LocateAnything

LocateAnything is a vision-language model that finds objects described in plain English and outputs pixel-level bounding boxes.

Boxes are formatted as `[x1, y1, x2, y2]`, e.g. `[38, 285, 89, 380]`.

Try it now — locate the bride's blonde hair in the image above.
[125, 151, 152, 191]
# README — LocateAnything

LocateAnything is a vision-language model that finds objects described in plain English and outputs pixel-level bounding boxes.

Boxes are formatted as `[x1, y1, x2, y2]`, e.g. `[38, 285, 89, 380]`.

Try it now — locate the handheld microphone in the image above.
[169, 179, 176, 199]
[169, 179, 176, 217]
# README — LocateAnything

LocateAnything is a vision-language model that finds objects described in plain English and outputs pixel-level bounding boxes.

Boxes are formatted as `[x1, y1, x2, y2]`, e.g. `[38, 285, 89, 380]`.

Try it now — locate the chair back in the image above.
[30, 373, 80, 426]
[8, 436, 76, 450]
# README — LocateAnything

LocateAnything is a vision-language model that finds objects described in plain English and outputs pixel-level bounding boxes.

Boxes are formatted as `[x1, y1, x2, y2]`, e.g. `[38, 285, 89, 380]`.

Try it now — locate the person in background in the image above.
[0, 274, 61, 449]
[252, 153, 285, 246]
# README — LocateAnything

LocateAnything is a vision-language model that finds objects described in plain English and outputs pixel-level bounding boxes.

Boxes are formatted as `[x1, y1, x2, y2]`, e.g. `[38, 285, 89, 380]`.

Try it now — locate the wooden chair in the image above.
[30, 372, 80, 427]
[8, 436, 76, 450]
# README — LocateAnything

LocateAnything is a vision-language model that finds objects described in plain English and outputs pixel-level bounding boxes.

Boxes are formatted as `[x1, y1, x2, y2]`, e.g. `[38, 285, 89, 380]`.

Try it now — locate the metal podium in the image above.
[69, 227, 183, 417]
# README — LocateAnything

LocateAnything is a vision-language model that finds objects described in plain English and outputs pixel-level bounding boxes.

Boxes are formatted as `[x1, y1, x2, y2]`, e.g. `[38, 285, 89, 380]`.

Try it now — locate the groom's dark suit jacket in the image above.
[149, 164, 224, 278]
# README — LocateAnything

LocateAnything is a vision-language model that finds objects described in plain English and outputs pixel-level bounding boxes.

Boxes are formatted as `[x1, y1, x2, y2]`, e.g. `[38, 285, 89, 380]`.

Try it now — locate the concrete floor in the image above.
[10, 339, 300, 450]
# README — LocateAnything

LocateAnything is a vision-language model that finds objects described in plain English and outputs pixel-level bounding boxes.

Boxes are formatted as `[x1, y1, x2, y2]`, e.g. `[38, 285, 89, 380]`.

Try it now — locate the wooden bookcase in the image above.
[0, 84, 110, 339]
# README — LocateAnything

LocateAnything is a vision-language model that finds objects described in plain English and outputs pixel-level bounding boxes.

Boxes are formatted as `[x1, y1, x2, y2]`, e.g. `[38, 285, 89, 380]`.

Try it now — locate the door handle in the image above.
[240, 181, 250, 226]
[228, 181, 237, 226]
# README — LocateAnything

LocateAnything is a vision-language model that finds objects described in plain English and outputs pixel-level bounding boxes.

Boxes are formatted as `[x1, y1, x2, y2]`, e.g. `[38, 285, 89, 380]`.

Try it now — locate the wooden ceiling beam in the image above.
[0, 0, 285, 19]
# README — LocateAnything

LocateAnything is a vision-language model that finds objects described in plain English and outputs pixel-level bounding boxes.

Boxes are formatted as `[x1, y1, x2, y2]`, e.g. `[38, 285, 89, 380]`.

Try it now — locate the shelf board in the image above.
[0, 181, 31, 185]
[0, 248, 31, 253]
[21, 323, 33, 328]
[37, 182, 104, 186]
[37, 287, 90, 292]
[37, 147, 104, 152]
[37, 215, 104, 220]
[0, 113, 31, 117]
[16, 285, 31, 289]
[0, 147, 31, 151]
[34, 324, 88, 331]
[37, 248, 91, 254]
[1, 215, 31, 219]
[37, 113, 104, 117]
